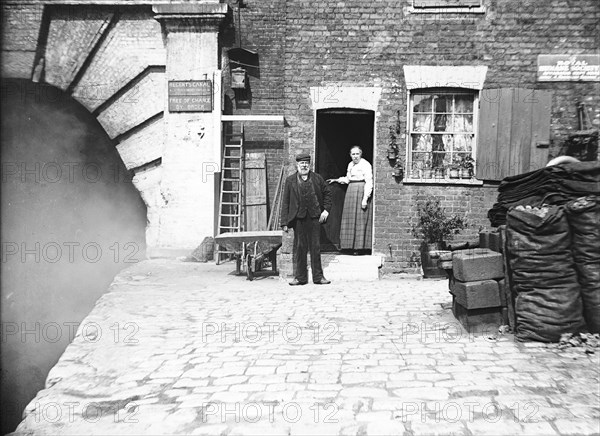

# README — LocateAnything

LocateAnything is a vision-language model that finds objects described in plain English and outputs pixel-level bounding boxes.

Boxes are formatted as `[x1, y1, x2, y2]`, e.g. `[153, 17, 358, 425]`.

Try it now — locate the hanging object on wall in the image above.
[392, 162, 404, 179]
[227, 0, 258, 107]
[231, 67, 247, 89]
[228, 47, 260, 79]
[562, 102, 599, 162]
[227, 0, 259, 82]
[387, 111, 401, 160]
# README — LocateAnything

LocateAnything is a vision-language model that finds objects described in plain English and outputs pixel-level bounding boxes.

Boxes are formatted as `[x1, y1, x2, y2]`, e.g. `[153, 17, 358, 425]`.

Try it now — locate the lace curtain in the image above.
[411, 92, 474, 174]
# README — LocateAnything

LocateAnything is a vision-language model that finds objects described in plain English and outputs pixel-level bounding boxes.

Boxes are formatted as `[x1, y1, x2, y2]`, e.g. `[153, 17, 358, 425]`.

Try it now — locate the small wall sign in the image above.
[537, 55, 600, 82]
[168, 80, 213, 112]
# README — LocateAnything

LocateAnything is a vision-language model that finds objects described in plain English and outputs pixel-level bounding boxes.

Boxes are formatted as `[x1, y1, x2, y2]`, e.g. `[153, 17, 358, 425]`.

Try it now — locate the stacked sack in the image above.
[506, 205, 586, 342]
[489, 161, 600, 342]
[504, 197, 600, 342]
[488, 161, 600, 227]
[566, 196, 600, 333]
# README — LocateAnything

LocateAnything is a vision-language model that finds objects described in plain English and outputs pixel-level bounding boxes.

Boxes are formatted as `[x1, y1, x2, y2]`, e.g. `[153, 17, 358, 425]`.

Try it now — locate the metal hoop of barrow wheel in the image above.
[214, 230, 283, 280]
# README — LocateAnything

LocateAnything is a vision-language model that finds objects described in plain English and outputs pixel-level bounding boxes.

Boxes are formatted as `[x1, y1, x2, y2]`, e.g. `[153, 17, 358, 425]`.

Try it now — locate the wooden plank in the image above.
[214, 170, 220, 237]
[476, 89, 500, 180]
[244, 152, 268, 231]
[215, 230, 283, 241]
[268, 165, 285, 231]
[509, 88, 533, 176]
[413, 0, 480, 7]
[496, 89, 513, 180]
[529, 90, 552, 172]
[221, 115, 285, 122]
[214, 230, 283, 254]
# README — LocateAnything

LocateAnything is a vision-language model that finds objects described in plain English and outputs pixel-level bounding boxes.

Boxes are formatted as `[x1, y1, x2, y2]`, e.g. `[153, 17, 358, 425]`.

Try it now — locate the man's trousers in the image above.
[293, 216, 324, 283]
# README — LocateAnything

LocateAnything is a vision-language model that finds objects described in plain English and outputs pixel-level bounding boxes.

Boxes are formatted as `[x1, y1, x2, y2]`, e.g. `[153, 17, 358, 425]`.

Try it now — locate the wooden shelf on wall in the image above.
[221, 115, 285, 123]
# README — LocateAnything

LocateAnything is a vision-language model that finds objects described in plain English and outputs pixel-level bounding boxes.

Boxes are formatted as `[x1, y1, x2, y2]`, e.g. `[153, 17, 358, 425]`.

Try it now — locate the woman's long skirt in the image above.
[339, 181, 372, 250]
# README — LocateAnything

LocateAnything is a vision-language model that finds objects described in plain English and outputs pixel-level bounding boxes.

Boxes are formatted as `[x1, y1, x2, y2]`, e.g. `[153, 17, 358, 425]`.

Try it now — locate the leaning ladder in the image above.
[216, 125, 244, 264]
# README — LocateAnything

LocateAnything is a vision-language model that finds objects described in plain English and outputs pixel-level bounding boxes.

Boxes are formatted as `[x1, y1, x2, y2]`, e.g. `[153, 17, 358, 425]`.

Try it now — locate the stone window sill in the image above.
[402, 177, 484, 186]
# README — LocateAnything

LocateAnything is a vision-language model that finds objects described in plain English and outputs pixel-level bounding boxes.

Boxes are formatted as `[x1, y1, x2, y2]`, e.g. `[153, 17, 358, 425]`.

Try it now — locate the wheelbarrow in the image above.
[214, 230, 283, 280]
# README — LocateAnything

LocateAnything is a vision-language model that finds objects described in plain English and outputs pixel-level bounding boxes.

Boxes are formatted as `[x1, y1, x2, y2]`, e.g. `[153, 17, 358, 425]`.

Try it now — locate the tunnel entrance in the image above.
[0, 79, 147, 434]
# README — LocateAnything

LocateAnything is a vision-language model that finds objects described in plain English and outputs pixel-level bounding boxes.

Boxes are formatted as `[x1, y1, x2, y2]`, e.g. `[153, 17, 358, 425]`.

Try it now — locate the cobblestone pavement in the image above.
[13, 259, 600, 436]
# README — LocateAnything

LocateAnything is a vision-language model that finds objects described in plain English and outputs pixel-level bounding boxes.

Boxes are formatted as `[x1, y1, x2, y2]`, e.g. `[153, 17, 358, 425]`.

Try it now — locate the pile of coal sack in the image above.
[489, 161, 600, 342]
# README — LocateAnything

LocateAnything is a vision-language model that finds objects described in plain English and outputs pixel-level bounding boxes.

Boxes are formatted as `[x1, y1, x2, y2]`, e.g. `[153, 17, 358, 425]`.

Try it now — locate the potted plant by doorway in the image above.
[410, 197, 468, 278]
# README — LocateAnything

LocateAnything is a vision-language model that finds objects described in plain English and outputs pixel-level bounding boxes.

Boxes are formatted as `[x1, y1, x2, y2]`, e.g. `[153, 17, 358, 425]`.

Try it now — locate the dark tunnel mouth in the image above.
[1, 77, 148, 209]
[1, 78, 148, 435]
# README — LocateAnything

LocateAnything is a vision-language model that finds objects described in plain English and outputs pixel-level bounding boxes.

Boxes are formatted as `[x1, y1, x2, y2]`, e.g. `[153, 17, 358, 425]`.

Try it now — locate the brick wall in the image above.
[69, 8, 165, 112]
[222, 0, 287, 213]
[0, 2, 44, 78]
[280, 0, 599, 273]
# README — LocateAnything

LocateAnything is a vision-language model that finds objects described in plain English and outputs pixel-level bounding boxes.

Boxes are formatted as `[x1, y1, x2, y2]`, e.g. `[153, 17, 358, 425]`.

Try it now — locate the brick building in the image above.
[2, 0, 599, 274]
[231, 0, 599, 274]
[1, 2, 599, 430]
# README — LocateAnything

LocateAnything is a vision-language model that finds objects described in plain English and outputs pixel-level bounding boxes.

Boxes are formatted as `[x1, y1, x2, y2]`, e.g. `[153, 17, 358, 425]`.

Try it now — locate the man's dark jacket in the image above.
[280, 171, 332, 228]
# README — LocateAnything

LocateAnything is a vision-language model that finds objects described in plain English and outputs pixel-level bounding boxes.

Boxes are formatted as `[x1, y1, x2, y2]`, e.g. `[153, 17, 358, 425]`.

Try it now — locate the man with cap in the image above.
[280, 152, 332, 285]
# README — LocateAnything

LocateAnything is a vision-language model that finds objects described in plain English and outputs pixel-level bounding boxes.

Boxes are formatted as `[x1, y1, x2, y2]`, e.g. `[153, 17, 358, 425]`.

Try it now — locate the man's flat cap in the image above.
[295, 153, 311, 162]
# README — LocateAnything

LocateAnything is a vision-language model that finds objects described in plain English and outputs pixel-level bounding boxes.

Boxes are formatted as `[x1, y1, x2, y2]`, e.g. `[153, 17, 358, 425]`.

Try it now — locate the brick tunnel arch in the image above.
[4, 1, 237, 253]
[0, 78, 147, 434]
[30, 3, 168, 248]
[1, 4, 183, 428]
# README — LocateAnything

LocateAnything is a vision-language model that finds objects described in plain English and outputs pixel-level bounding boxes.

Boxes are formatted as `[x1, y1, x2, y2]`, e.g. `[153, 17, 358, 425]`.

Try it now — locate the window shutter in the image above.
[529, 91, 552, 171]
[477, 90, 501, 180]
[476, 88, 551, 181]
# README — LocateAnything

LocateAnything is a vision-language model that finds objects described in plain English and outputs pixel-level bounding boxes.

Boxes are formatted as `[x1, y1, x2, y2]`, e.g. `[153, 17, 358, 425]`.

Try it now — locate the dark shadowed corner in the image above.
[1, 78, 147, 435]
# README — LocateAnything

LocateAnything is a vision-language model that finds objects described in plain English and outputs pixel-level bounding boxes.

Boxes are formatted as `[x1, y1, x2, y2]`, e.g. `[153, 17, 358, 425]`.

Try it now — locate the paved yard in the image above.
[12, 259, 600, 435]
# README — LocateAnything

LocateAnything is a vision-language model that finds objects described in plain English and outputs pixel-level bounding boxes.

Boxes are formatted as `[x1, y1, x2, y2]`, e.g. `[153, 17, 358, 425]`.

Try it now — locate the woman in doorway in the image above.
[328, 146, 373, 253]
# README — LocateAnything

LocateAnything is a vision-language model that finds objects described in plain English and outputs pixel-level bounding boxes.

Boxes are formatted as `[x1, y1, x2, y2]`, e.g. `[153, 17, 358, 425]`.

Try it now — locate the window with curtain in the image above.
[407, 89, 478, 179]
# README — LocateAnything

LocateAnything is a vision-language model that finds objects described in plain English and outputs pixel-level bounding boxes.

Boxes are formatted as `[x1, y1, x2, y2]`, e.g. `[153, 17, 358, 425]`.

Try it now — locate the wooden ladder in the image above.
[216, 125, 244, 264]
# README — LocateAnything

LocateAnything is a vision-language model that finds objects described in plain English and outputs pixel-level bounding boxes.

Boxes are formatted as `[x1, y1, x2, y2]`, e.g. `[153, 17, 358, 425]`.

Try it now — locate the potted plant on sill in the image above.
[410, 197, 468, 278]
[422, 158, 434, 179]
[422, 166, 433, 180]
[449, 164, 460, 179]
[460, 155, 475, 179]
[410, 161, 423, 179]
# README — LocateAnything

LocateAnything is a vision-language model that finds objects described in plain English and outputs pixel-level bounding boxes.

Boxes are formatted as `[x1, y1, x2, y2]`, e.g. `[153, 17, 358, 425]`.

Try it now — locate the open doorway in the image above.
[315, 108, 375, 252]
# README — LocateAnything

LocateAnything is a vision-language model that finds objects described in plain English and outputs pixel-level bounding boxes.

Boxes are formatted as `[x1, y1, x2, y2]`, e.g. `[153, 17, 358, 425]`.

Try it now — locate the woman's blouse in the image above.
[339, 158, 373, 201]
